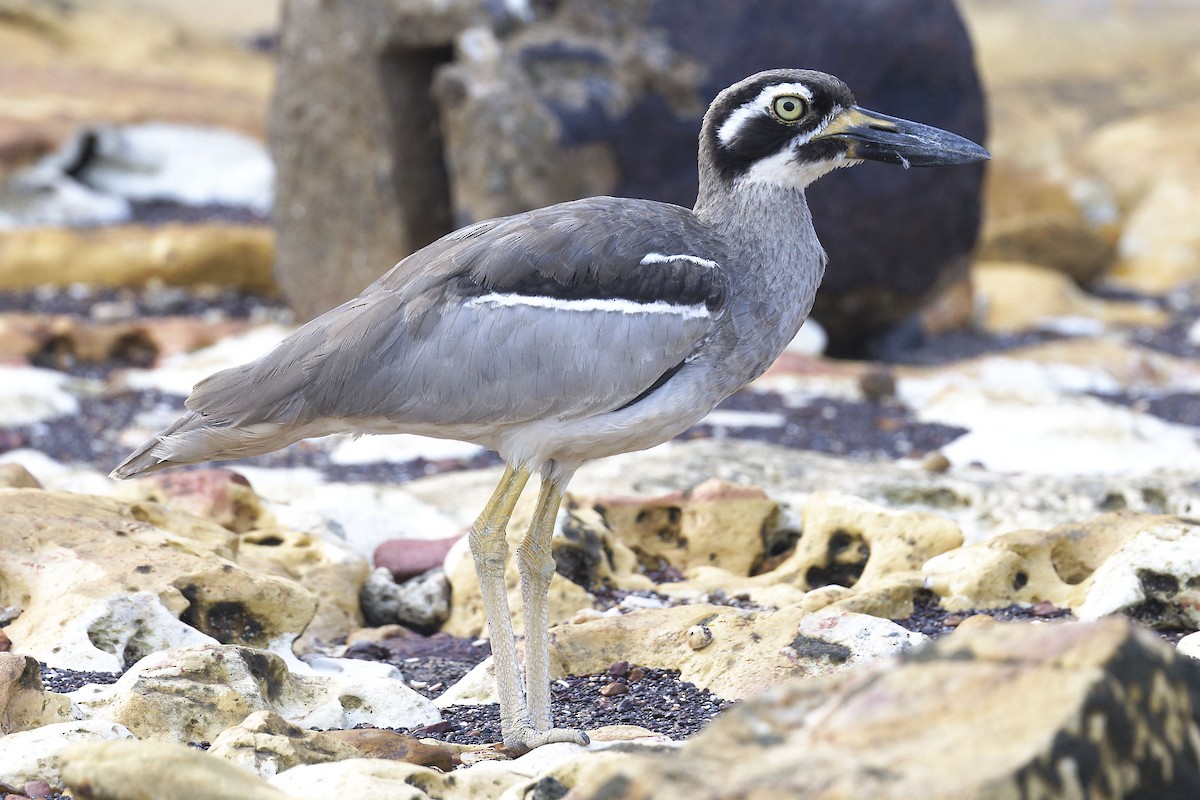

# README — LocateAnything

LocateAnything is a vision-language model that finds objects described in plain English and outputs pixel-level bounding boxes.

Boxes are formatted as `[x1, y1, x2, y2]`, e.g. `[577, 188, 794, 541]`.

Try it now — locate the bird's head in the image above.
[700, 69, 989, 193]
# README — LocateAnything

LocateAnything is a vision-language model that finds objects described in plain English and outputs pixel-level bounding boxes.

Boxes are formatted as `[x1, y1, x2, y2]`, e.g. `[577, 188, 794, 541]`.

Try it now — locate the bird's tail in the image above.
[109, 411, 313, 480]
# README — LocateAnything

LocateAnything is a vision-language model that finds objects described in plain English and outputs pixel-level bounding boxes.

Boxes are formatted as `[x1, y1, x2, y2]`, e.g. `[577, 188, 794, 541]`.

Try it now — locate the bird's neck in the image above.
[692, 175, 828, 384]
[694, 175, 826, 299]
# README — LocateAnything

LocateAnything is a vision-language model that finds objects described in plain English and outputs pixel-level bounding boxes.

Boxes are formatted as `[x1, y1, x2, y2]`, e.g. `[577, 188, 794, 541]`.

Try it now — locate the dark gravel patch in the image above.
[128, 199, 268, 227]
[0, 285, 285, 321]
[870, 326, 1066, 367]
[694, 392, 967, 460]
[1134, 309, 1200, 360]
[1094, 391, 1200, 428]
[39, 664, 122, 693]
[894, 593, 1074, 638]
[343, 634, 492, 699]
[403, 664, 730, 745]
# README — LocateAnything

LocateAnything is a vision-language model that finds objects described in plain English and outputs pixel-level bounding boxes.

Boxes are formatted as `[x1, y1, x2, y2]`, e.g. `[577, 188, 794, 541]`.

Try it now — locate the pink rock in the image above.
[23, 781, 53, 799]
[374, 535, 463, 581]
[144, 468, 263, 533]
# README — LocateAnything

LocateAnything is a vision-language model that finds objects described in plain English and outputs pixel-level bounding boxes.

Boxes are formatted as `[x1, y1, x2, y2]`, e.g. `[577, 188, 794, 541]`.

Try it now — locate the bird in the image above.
[111, 69, 988, 753]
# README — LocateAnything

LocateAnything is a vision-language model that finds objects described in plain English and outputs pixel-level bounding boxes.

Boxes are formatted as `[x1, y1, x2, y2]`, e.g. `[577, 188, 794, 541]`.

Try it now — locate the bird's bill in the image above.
[814, 106, 990, 167]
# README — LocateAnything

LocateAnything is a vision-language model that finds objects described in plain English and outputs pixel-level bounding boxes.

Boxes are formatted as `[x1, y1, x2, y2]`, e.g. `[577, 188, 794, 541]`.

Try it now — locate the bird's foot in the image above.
[502, 725, 590, 755]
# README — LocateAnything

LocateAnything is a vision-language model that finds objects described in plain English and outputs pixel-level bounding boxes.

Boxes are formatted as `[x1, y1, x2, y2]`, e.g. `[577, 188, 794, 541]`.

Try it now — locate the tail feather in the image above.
[109, 411, 322, 480]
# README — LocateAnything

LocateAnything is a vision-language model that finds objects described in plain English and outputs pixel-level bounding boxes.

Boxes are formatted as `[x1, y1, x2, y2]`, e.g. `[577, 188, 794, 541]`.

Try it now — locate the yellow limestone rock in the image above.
[0, 490, 316, 670]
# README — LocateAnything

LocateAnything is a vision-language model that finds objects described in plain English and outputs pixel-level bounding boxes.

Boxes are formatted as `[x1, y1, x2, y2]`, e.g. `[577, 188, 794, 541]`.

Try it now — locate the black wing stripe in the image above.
[613, 359, 687, 413]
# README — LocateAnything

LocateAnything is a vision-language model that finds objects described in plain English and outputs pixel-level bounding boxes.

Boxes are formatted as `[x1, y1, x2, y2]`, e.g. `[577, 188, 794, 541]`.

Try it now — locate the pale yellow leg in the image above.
[467, 464, 531, 748]
[515, 475, 588, 747]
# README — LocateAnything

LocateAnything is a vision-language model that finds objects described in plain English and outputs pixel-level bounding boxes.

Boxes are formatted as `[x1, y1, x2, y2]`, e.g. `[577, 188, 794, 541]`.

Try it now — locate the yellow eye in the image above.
[772, 95, 806, 122]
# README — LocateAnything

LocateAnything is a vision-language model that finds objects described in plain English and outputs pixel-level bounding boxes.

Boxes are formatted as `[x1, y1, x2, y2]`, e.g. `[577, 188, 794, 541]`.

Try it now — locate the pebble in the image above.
[600, 681, 629, 697]
[687, 625, 714, 650]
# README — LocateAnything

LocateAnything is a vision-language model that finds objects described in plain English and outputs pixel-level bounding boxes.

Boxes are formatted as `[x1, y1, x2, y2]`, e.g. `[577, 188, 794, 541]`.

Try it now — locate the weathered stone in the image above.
[977, 163, 1117, 286]
[269, 0, 498, 320]
[235, 528, 370, 653]
[128, 469, 271, 534]
[73, 643, 440, 743]
[0, 720, 133, 790]
[321, 728, 458, 771]
[0, 225, 274, 293]
[207, 710, 362, 778]
[361, 567, 450, 631]
[1078, 518, 1200, 629]
[570, 618, 1200, 799]
[374, 535, 462, 582]
[0, 653, 74, 734]
[0, 490, 316, 671]
[0, 313, 255, 371]
[546, 604, 869, 700]
[972, 261, 1166, 334]
[924, 512, 1177, 615]
[0, 462, 40, 489]
[568, 479, 778, 580]
[269, 757, 519, 800]
[60, 739, 292, 800]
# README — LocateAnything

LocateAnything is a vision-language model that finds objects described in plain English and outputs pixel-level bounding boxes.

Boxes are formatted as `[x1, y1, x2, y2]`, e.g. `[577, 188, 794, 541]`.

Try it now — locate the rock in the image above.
[0, 225, 274, 293]
[785, 609, 926, 677]
[972, 261, 1166, 334]
[0, 720, 133, 790]
[1082, 106, 1200, 294]
[374, 535, 462, 582]
[268, 0, 495, 320]
[0, 653, 74, 734]
[128, 469, 271, 534]
[977, 163, 1117, 286]
[567, 480, 779, 580]
[1077, 518, 1200, 629]
[546, 603, 887, 700]
[1179, 632, 1200, 662]
[269, 757, 519, 800]
[0, 490, 317, 671]
[206, 710, 361, 778]
[923, 512, 1173, 614]
[0, 313, 255, 371]
[1110, 176, 1200, 295]
[59, 739, 292, 800]
[235, 528, 370, 653]
[321, 728, 458, 771]
[570, 617, 1200, 799]
[0, 462, 40, 489]
[360, 567, 450, 631]
[270, 0, 984, 349]
[73, 643, 440, 743]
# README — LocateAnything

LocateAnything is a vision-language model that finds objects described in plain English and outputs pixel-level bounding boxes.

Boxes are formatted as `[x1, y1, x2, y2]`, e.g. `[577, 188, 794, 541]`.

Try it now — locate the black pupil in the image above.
[782, 100, 796, 114]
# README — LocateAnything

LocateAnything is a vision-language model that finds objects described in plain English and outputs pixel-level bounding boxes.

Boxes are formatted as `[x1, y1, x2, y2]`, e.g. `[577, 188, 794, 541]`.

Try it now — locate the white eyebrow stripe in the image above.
[717, 81, 816, 146]
[640, 252, 720, 269]
[466, 292, 711, 320]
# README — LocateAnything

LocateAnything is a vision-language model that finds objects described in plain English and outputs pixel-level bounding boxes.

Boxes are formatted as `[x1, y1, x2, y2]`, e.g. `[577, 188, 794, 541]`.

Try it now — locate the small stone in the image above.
[0, 629, 10, 652]
[859, 368, 897, 402]
[374, 535, 462, 582]
[627, 666, 647, 683]
[608, 660, 630, 678]
[943, 614, 966, 627]
[953, 614, 998, 634]
[922, 452, 952, 473]
[1031, 601, 1062, 617]
[687, 625, 714, 650]
[600, 681, 629, 697]
[22, 781, 52, 799]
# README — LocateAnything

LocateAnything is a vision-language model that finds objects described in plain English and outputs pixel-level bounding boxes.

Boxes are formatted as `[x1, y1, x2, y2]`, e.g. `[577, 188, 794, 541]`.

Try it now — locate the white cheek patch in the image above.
[717, 81, 816, 147]
[639, 253, 720, 270]
[467, 292, 711, 320]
